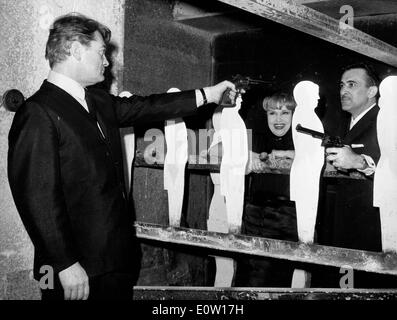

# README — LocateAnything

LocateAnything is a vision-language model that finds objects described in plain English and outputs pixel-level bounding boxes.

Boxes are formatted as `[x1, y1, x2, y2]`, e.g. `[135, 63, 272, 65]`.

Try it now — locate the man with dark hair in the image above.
[7, 13, 236, 300]
[342, 62, 380, 86]
[321, 63, 396, 287]
[327, 63, 380, 175]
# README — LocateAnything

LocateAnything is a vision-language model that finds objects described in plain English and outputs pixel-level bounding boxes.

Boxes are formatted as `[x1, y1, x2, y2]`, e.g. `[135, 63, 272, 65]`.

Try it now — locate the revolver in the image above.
[296, 124, 344, 148]
[220, 74, 272, 107]
[296, 124, 349, 172]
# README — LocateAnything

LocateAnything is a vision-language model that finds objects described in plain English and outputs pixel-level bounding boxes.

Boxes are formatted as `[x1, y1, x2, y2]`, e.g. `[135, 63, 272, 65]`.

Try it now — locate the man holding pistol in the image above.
[321, 63, 397, 288]
[8, 13, 237, 300]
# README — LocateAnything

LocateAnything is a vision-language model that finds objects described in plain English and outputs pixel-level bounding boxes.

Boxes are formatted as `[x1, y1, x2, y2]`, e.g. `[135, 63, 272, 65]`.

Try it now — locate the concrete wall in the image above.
[0, 0, 125, 300]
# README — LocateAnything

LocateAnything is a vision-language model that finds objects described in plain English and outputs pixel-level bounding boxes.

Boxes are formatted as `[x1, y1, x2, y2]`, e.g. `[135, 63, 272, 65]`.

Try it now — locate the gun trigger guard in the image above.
[220, 89, 235, 107]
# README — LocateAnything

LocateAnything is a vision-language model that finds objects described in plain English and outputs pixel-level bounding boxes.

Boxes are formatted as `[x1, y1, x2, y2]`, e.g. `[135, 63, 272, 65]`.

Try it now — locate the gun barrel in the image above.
[246, 78, 271, 84]
[296, 124, 325, 139]
[232, 75, 272, 85]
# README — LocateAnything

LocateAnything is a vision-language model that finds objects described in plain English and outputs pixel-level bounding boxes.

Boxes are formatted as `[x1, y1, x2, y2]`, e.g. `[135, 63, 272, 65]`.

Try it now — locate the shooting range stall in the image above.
[3, 0, 397, 300]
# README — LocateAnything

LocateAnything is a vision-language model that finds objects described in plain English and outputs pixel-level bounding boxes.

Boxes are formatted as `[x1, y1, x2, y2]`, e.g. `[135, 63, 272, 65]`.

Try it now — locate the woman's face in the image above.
[266, 106, 293, 137]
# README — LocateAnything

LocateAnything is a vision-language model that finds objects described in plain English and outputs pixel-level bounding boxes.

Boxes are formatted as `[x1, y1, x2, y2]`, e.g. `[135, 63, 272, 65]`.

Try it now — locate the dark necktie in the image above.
[85, 91, 106, 139]
[85, 91, 96, 119]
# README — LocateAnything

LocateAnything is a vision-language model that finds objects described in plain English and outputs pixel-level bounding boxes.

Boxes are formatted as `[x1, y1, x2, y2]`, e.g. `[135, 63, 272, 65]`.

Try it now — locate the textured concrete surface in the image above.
[0, 0, 125, 300]
[4, 270, 41, 300]
[0, 0, 125, 97]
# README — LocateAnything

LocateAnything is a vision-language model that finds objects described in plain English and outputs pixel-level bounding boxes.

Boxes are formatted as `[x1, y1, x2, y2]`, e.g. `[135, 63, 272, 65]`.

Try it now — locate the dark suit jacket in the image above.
[8, 80, 197, 280]
[330, 105, 381, 251]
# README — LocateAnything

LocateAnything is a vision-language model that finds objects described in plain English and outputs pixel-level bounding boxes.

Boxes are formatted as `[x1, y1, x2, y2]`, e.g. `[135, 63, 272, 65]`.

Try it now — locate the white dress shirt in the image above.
[47, 70, 89, 112]
[349, 103, 376, 130]
[47, 70, 105, 138]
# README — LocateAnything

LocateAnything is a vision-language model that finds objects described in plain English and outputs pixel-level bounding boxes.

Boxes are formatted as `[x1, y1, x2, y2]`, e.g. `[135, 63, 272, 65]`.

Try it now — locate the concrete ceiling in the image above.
[174, 0, 397, 55]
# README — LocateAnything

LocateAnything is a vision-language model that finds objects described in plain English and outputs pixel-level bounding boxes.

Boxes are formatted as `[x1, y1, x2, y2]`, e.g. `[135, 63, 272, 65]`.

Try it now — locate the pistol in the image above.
[233, 74, 272, 91]
[296, 124, 344, 148]
[220, 74, 272, 107]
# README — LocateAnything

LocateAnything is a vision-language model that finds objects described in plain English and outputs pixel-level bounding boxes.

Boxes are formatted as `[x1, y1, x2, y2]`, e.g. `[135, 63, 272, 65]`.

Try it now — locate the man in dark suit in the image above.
[321, 63, 397, 288]
[326, 63, 380, 252]
[7, 13, 236, 300]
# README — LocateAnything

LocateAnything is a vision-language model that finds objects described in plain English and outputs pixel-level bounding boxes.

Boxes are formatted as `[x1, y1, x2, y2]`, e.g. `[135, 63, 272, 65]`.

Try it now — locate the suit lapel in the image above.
[42, 81, 94, 122]
[41, 81, 121, 160]
[343, 105, 379, 144]
[42, 81, 107, 141]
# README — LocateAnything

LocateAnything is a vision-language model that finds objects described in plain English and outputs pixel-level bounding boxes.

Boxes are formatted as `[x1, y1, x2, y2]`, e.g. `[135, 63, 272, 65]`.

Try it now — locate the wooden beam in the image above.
[295, 0, 332, 4]
[298, 0, 397, 19]
[133, 286, 397, 300]
[215, 0, 397, 67]
[134, 222, 397, 276]
[134, 151, 367, 180]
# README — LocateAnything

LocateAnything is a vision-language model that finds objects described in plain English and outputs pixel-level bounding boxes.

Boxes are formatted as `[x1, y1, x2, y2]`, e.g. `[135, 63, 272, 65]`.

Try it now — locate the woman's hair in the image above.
[262, 92, 296, 112]
[45, 13, 111, 68]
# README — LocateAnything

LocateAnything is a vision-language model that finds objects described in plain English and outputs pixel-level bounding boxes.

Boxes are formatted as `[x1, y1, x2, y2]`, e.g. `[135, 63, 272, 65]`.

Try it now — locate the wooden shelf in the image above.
[134, 222, 397, 276]
[134, 151, 367, 180]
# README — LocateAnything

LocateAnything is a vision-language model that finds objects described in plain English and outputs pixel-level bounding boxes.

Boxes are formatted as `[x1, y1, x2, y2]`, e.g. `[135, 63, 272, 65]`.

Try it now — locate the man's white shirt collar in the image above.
[349, 103, 376, 130]
[47, 70, 88, 111]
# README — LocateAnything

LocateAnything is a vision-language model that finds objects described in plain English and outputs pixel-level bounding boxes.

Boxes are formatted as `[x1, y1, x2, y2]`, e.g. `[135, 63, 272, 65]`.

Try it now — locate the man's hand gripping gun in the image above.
[220, 74, 271, 107]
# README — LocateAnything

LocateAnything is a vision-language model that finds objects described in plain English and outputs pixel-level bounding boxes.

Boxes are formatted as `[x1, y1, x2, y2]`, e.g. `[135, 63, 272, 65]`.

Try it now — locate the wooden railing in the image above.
[133, 222, 397, 276]
[134, 150, 367, 180]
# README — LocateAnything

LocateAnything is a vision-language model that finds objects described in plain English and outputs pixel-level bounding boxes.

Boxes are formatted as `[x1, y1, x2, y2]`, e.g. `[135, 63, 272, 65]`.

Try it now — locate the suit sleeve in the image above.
[110, 90, 198, 127]
[8, 102, 78, 274]
[360, 118, 380, 178]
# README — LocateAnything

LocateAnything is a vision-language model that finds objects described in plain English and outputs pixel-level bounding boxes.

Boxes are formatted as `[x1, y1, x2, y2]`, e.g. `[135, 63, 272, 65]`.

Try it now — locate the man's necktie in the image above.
[85, 90, 96, 119]
[85, 90, 106, 139]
